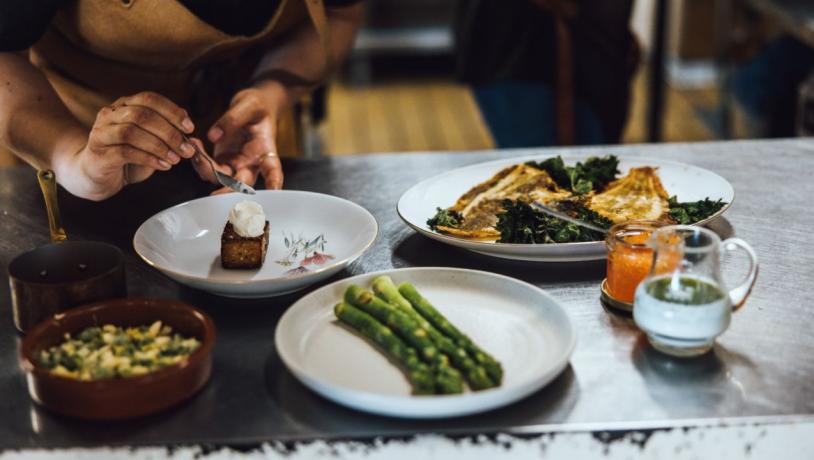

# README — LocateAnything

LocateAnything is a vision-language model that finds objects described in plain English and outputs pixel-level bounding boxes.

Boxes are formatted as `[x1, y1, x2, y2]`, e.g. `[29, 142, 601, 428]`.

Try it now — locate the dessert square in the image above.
[221, 221, 269, 269]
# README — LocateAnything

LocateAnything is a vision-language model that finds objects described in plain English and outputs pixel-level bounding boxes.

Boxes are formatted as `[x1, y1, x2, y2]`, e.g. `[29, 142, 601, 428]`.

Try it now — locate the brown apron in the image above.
[26, 0, 329, 156]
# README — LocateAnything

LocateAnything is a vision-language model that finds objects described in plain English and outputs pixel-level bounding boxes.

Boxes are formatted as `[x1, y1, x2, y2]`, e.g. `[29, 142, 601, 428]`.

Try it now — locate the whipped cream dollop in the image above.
[228, 201, 266, 237]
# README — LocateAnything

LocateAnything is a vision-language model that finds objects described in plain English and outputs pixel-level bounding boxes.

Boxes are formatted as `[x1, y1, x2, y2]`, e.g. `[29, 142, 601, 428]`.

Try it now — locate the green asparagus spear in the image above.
[371, 276, 496, 390]
[372, 275, 414, 311]
[345, 285, 439, 363]
[428, 327, 494, 390]
[334, 302, 434, 395]
[433, 354, 464, 394]
[345, 285, 465, 394]
[399, 282, 504, 383]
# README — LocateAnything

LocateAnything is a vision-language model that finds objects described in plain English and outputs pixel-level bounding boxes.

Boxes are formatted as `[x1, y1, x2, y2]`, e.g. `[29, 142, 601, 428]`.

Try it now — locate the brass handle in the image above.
[36, 170, 68, 243]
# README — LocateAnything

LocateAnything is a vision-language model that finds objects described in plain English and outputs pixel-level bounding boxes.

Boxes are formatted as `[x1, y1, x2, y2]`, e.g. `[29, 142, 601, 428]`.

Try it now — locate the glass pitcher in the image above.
[633, 225, 758, 357]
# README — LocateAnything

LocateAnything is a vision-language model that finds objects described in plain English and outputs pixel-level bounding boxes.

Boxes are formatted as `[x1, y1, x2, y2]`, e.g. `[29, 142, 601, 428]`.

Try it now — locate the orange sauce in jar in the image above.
[606, 222, 666, 304]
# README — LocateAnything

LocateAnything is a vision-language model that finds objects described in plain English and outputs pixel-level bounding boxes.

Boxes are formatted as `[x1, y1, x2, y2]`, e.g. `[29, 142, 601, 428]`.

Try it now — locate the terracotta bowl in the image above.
[19, 298, 216, 420]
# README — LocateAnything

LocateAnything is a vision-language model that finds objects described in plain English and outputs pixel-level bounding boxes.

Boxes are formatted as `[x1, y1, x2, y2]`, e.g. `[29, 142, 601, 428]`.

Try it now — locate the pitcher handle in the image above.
[722, 238, 758, 310]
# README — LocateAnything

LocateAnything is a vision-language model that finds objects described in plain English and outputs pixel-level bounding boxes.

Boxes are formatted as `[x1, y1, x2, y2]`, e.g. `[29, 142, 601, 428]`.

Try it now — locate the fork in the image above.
[531, 201, 608, 234]
[185, 136, 256, 195]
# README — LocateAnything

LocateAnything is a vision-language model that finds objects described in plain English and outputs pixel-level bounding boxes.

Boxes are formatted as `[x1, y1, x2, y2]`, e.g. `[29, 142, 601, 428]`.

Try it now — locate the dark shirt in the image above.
[454, 0, 637, 141]
[0, 0, 361, 52]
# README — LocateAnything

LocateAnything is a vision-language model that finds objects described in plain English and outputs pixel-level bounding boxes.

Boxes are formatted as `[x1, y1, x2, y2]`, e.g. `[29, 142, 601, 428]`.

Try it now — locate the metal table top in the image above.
[1, 139, 813, 450]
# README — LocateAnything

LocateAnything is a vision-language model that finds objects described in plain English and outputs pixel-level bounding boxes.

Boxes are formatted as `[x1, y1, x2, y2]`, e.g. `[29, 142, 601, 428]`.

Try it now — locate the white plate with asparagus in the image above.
[274, 267, 576, 418]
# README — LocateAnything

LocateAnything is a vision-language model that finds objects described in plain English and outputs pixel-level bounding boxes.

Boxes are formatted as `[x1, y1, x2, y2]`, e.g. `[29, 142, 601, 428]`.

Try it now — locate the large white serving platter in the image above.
[133, 191, 377, 298]
[397, 155, 734, 262]
[275, 267, 576, 418]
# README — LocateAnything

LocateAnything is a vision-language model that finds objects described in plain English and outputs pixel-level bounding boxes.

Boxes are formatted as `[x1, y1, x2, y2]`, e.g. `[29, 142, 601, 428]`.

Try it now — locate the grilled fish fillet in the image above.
[436, 164, 570, 239]
[588, 167, 670, 223]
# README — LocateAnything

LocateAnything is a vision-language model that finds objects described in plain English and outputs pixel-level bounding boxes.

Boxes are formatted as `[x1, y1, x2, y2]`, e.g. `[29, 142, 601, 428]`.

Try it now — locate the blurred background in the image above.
[314, 0, 814, 156]
[1, 0, 813, 167]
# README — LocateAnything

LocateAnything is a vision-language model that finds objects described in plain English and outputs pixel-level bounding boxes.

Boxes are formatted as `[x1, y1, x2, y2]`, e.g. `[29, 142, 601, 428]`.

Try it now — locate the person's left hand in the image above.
[193, 81, 289, 194]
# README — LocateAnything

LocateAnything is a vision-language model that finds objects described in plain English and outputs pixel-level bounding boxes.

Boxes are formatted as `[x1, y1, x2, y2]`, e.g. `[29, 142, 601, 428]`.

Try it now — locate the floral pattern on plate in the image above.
[276, 233, 335, 276]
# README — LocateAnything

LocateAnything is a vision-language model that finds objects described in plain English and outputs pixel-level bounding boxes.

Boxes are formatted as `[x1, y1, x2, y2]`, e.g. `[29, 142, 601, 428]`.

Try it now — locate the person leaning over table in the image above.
[0, 0, 363, 201]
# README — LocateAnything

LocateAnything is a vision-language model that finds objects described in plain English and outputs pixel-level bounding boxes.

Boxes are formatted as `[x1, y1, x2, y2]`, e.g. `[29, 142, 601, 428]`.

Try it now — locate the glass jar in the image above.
[604, 221, 667, 306]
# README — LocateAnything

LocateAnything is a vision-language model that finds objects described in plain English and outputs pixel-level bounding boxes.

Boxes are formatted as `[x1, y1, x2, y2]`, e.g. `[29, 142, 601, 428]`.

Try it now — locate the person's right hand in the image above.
[56, 91, 198, 201]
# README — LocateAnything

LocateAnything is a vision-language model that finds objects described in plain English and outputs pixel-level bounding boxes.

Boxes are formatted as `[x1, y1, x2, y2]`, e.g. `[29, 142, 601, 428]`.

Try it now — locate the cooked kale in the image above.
[667, 196, 726, 224]
[495, 200, 611, 244]
[427, 207, 463, 230]
[527, 156, 571, 190]
[557, 200, 615, 228]
[527, 155, 620, 194]
[573, 155, 621, 192]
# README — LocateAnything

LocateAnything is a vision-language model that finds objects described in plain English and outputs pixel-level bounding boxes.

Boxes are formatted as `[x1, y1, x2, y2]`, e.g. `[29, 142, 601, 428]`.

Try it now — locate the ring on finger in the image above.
[258, 151, 279, 163]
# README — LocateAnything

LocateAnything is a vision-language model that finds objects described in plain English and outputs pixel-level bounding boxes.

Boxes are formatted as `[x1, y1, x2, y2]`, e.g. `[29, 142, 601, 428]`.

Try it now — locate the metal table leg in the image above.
[647, 0, 669, 142]
[715, 0, 735, 139]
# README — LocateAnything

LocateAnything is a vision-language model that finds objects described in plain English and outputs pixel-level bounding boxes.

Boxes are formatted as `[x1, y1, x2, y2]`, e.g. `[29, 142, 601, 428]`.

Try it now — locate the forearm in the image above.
[250, 4, 364, 110]
[0, 52, 87, 173]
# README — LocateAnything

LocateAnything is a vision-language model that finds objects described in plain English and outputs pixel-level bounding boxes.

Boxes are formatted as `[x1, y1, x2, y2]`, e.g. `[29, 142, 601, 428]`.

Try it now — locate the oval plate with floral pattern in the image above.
[134, 191, 378, 298]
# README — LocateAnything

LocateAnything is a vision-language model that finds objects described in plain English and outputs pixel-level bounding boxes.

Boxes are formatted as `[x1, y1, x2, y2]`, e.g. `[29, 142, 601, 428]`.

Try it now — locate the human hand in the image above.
[55, 91, 197, 201]
[194, 81, 287, 194]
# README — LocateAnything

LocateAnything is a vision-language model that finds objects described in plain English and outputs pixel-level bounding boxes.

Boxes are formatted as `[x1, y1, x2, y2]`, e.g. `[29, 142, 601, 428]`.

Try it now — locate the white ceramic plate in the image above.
[275, 267, 576, 418]
[133, 191, 378, 298]
[397, 155, 734, 262]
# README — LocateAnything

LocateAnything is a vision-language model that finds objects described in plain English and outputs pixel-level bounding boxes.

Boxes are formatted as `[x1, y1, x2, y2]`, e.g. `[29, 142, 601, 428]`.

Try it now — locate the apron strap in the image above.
[249, 0, 333, 88]
[303, 0, 334, 70]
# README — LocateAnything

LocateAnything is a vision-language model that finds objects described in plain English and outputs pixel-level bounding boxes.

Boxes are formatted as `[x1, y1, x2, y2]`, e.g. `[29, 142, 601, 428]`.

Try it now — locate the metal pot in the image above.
[8, 171, 126, 333]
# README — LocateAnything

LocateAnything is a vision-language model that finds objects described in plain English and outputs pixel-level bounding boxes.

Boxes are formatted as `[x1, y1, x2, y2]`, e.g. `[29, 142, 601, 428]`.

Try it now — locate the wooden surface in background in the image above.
[622, 66, 715, 144]
[321, 65, 715, 155]
[320, 79, 495, 154]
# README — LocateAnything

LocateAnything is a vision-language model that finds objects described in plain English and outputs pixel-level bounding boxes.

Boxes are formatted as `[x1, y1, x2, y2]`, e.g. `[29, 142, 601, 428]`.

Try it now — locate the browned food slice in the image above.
[221, 221, 270, 269]
[438, 164, 570, 239]
[435, 225, 501, 240]
[588, 167, 670, 223]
